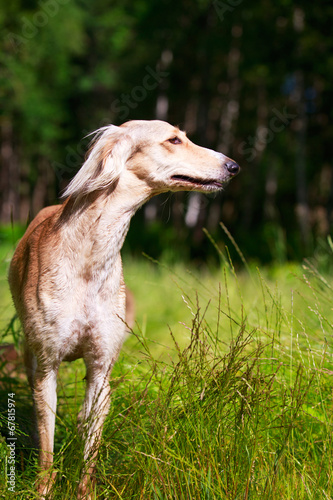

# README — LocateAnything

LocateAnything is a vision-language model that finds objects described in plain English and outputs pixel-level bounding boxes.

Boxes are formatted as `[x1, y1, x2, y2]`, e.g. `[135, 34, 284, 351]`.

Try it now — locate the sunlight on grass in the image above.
[0, 242, 332, 498]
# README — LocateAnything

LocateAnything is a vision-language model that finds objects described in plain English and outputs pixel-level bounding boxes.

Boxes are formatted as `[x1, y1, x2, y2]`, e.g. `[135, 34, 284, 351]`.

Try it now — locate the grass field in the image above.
[0, 234, 333, 499]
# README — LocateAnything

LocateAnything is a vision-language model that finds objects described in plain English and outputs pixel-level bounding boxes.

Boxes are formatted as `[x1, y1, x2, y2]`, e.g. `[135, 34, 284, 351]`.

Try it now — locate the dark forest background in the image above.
[1, 0, 333, 264]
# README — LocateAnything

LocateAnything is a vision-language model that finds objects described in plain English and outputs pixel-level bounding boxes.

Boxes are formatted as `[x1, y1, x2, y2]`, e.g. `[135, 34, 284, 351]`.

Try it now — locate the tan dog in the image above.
[8, 120, 240, 498]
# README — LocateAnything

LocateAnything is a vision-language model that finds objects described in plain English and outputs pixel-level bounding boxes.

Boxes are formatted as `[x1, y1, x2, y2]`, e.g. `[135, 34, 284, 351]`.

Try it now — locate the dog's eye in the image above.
[168, 136, 182, 145]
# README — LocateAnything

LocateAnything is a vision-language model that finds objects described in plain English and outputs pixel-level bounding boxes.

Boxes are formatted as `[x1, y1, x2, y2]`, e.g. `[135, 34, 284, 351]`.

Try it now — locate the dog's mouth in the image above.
[171, 174, 225, 191]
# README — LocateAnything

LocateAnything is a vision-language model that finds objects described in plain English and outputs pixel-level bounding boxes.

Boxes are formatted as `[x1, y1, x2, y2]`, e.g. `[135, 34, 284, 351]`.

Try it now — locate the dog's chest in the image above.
[37, 251, 124, 328]
[47, 274, 126, 362]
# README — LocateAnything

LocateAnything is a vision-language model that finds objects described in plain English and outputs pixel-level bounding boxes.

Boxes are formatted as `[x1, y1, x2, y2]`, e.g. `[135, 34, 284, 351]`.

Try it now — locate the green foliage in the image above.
[1, 1, 333, 261]
[0, 250, 332, 498]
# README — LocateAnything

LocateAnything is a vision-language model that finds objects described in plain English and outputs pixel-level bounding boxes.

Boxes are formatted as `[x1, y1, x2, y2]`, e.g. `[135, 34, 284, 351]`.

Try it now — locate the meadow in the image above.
[0, 231, 332, 499]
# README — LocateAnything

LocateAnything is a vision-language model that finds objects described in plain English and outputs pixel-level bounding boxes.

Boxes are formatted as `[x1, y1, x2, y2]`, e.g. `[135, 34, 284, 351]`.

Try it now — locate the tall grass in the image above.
[0, 246, 332, 498]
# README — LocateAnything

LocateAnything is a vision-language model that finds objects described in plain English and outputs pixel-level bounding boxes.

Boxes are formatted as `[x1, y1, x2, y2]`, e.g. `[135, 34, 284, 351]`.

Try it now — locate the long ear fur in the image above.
[62, 125, 131, 199]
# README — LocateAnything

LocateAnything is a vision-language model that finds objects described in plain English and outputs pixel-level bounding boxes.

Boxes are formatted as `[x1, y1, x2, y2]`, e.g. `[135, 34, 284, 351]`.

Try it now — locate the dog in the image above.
[8, 120, 240, 498]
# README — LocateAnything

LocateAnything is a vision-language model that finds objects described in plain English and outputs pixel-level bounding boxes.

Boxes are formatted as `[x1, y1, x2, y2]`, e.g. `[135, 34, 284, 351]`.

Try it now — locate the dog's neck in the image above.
[59, 173, 152, 279]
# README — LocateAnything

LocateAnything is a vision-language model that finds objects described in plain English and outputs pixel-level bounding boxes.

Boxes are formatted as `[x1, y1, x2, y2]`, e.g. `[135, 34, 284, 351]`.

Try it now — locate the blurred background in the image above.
[1, 0, 333, 265]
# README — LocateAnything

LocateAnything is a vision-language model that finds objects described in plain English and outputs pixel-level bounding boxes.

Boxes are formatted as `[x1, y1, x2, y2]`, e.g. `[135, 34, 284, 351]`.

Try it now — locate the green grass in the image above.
[0, 240, 332, 499]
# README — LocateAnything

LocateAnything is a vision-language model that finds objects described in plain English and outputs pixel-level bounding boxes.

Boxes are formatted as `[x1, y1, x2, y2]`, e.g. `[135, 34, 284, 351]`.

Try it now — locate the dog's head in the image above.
[122, 120, 240, 194]
[62, 120, 240, 200]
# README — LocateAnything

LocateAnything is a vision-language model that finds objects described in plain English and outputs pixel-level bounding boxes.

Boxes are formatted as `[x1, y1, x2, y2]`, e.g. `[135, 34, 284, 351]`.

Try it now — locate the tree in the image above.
[1, 0, 333, 262]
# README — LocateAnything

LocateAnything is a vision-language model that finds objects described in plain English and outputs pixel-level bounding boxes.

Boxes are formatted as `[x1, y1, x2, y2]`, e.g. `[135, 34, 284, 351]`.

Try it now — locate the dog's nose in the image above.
[225, 161, 240, 176]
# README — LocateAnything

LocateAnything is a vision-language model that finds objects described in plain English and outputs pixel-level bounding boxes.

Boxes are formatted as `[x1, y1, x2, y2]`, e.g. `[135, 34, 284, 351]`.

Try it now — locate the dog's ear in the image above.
[62, 125, 132, 200]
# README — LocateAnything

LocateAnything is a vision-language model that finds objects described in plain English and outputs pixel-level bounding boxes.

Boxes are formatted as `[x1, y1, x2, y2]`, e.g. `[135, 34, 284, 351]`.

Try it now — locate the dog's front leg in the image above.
[33, 367, 58, 497]
[77, 363, 112, 500]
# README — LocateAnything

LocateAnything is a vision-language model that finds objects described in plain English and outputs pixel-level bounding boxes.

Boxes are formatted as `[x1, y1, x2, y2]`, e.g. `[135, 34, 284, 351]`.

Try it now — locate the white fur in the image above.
[62, 125, 131, 198]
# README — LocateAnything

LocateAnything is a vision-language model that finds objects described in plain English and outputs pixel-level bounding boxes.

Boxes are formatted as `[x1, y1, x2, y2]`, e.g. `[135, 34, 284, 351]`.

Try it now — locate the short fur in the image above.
[8, 120, 239, 498]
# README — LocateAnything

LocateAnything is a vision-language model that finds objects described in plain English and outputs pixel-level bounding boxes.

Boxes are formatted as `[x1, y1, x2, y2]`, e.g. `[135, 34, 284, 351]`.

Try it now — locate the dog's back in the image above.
[9, 205, 62, 321]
